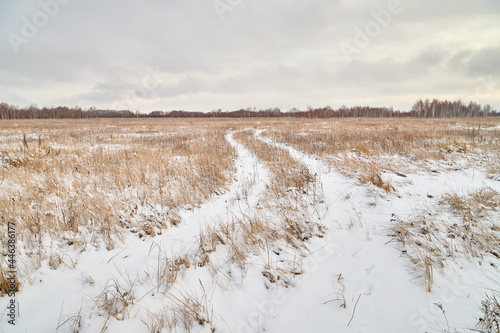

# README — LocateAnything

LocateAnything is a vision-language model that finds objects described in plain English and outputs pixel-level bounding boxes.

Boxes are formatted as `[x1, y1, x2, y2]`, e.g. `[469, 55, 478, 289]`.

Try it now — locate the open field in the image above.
[1, 118, 500, 333]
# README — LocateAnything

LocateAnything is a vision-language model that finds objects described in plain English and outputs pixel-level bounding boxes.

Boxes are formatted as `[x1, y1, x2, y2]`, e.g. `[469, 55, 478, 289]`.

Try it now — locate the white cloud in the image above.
[0, 0, 499, 111]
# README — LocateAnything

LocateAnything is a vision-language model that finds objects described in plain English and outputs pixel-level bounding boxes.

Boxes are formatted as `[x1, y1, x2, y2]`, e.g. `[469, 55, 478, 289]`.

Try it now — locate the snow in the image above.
[1, 129, 499, 333]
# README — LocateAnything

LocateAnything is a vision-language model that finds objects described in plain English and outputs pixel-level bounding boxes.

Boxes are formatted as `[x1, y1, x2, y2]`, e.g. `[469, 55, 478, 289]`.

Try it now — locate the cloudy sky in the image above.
[1, 0, 499, 112]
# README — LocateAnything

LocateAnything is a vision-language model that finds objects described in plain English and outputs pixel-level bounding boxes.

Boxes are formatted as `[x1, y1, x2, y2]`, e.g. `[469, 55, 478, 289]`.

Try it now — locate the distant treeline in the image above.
[0, 99, 497, 119]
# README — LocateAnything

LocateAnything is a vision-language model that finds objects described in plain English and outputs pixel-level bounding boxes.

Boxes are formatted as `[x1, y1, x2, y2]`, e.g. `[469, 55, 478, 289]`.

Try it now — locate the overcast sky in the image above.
[1, 0, 499, 112]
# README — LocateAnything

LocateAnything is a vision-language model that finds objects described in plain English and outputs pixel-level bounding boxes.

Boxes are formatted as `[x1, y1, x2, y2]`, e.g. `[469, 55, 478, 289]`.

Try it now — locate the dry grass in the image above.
[233, 130, 313, 199]
[209, 129, 327, 285]
[144, 282, 214, 333]
[0, 118, 235, 277]
[200, 213, 319, 287]
[0, 265, 19, 296]
[389, 186, 500, 290]
[477, 294, 500, 333]
[0, 118, 243, 331]
[56, 305, 82, 333]
[263, 118, 500, 191]
[136, 126, 330, 297]
[95, 278, 136, 321]
[2, 117, 499, 331]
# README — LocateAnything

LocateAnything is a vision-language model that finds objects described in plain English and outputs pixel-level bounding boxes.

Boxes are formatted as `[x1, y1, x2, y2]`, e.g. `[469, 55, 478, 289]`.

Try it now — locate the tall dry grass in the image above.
[233, 130, 313, 201]
[389, 186, 500, 291]
[2, 117, 499, 331]
[0, 118, 235, 275]
[263, 118, 500, 191]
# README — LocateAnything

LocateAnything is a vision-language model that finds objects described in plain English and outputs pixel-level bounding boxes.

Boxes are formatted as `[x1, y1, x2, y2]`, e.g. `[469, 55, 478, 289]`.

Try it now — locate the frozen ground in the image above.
[1, 129, 499, 333]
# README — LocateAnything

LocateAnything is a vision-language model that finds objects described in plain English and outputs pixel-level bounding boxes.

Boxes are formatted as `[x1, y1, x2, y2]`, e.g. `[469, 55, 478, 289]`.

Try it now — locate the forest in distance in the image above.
[0, 98, 498, 120]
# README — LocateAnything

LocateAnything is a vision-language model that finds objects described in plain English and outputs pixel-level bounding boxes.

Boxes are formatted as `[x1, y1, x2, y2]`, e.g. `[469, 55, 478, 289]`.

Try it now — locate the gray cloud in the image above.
[1, 0, 499, 111]
[448, 47, 500, 76]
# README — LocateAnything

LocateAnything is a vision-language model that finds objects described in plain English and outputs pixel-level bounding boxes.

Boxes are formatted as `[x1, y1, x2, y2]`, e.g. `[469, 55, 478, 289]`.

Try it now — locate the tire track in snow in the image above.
[254, 129, 432, 333]
[156, 130, 271, 256]
[10, 130, 272, 333]
[254, 128, 328, 218]
[97, 130, 275, 331]
[254, 130, 500, 333]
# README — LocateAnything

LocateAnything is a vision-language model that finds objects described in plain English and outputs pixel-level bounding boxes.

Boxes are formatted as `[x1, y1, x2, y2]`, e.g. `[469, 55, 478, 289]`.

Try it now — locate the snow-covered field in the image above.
[1, 118, 499, 333]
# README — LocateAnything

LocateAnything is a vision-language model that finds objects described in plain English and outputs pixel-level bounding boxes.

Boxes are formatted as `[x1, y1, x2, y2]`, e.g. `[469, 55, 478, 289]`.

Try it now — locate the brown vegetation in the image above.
[263, 117, 500, 191]
[389, 186, 500, 291]
[1, 117, 499, 331]
[0, 118, 235, 273]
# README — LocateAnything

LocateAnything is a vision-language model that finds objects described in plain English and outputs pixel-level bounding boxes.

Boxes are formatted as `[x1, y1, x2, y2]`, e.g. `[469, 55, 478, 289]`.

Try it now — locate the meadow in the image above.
[0, 117, 499, 332]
